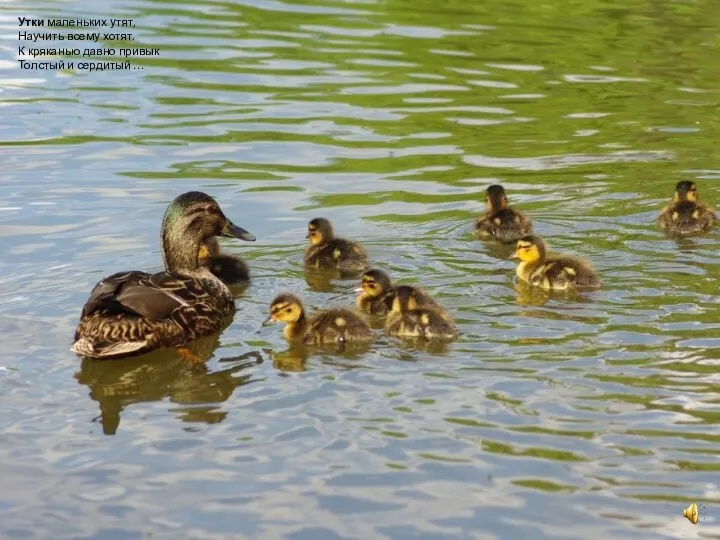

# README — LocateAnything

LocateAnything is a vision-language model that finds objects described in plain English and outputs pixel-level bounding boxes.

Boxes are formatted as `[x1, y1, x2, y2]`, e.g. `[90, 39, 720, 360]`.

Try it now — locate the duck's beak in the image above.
[222, 220, 256, 242]
[261, 315, 276, 327]
[510, 253, 519, 259]
[353, 287, 364, 293]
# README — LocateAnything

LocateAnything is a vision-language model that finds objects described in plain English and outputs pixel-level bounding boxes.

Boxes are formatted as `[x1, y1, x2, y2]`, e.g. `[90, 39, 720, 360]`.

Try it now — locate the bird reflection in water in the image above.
[304, 267, 365, 293]
[74, 333, 263, 435]
[272, 341, 372, 373]
[514, 280, 591, 308]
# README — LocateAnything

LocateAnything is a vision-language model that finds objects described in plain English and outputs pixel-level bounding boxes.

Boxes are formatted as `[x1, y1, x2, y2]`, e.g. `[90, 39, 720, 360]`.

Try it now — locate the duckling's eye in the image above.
[285, 308, 292, 313]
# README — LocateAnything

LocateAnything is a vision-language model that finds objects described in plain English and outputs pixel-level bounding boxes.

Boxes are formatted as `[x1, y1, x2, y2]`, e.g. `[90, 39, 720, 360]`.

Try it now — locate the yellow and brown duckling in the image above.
[71, 191, 257, 360]
[263, 293, 373, 346]
[198, 237, 251, 285]
[385, 285, 457, 342]
[658, 181, 717, 237]
[304, 218, 369, 273]
[475, 184, 533, 244]
[512, 235, 601, 291]
[355, 269, 439, 317]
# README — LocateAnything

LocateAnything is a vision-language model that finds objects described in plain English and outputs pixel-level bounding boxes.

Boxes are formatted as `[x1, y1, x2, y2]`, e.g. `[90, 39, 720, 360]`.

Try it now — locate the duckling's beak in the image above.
[222, 220, 256, 242]
[510, 253, 519, 259]
[353, 287, 364, 293]
[261, 315, 276, 327]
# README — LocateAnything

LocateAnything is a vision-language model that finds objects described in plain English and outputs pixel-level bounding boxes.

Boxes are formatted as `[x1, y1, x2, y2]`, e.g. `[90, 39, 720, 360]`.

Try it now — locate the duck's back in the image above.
[201, 254, 250, 284]
[305, 308, 373, 344]
[361, 285, 439, 316]
[659, 201, 717, 235]
[305, 238, 368, 271]
[358, 290, 395, 316]
[532, 255, 600, 290]
[386, 307, 457, 341]
[476, 208, 532, 244]
[73, 270, 234, 359]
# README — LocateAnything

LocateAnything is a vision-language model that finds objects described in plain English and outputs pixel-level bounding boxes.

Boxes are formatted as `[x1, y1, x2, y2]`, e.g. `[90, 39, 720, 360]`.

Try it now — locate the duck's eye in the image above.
[285, 308, 292, 313]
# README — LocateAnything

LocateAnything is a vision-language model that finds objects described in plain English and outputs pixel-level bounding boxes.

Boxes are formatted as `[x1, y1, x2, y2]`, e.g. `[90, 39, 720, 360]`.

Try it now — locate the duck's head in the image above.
[486, 184, 509, 212]
[389, 285, 423, 314]
[673, 181, 698, 203]
[355, 269, 393, 298]
[306, 217, 334, 246]
[161, 191, 256, 270]
[263, 293, 305, 326]
[512, 235, 546, 263]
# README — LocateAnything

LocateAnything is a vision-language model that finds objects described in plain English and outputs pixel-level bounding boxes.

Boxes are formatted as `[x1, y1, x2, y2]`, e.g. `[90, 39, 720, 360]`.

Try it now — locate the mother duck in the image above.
[71, 191, 256, 360]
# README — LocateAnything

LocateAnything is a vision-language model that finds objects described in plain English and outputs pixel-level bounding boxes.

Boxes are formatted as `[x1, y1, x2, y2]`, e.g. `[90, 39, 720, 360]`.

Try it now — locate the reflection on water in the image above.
[1, 0, 720, 537]
[75, 334, 264, 434]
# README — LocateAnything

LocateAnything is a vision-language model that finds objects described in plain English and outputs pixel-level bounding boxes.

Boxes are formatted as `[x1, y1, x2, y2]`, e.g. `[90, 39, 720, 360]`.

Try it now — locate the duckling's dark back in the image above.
[667, 200, 715, 234]
[305, 238, 369, 272]
[306, 308, 373, 344]
[201, 254, 250, 285]
[477, 208, 532, 244]
[386, 306, 457, 341]
[543, 255, 601, 289]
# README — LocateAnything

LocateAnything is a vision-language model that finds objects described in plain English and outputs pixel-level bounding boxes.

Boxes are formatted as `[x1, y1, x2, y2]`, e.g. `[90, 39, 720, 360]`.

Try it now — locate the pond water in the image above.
[1, 0, 720, 538]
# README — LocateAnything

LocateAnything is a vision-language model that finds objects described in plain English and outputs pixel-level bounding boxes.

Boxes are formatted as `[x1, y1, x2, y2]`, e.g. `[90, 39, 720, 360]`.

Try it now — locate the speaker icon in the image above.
[683, 503, 698, 525]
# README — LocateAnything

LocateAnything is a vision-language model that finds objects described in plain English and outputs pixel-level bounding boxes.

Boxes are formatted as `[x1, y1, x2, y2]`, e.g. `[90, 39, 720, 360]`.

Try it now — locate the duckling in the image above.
[263, 293, 373, 346]
[512, 235, 601, 290]
[304, 218, 369, 272]
[198, 237, 250, 285]
[658, 181, 717, 236]
[385, 285, 458, 341]
[475, 184, 533, 244]
[355, 269, 439, 316]
[71, 191, 257, 360]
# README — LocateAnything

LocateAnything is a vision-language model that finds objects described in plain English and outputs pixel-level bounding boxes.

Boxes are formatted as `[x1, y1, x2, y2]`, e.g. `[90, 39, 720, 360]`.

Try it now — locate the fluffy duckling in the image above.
[658, 181, 717, 236]
[355, 269, 439, 317]
[71, 191, 256, 360]
[198, 237, 250, 285]
[512, 235, 601, 290]
[263, 293, 373, 345]
[304, 218, 369, 272]
[385, 285, 458, 341]
[475, 184, 533, 244]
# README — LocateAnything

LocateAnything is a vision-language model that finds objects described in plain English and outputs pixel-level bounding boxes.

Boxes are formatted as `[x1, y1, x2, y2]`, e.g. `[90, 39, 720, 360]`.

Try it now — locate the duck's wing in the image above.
[80, 270, 197, 321]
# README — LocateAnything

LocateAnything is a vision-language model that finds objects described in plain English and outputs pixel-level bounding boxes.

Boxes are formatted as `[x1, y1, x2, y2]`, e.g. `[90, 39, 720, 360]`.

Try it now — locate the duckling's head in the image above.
[263, 293, 305, 326]
[390, 285, 421, 314]
[486, 184, 509, 211]
[198, 237, 220, 260]
[512, 235, 546, 263]
[306, 218, 334, 246]
[161, 191, 256, 270]
[674, 181, 698, 203]
[356, 269, 393, 298]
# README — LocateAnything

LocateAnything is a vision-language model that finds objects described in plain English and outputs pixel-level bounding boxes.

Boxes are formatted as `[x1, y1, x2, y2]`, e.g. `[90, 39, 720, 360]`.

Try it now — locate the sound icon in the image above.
[683, 503, 698, 525]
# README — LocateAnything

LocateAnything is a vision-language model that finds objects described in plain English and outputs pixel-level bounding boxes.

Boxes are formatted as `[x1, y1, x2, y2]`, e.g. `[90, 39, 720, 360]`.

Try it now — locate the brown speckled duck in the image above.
[71, 191, 256, 360]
